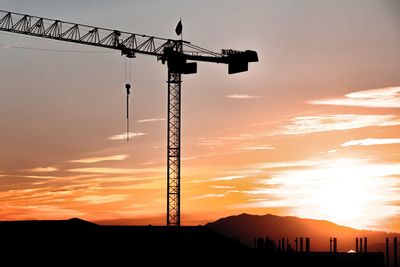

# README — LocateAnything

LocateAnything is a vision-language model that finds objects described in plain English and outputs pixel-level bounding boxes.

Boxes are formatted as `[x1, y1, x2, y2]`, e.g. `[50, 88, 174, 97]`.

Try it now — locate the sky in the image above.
[0, 0, 399, 232]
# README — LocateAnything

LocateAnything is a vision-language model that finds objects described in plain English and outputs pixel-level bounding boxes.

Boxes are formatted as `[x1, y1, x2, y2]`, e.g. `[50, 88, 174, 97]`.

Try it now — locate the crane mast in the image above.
[0, 10, 258, 226]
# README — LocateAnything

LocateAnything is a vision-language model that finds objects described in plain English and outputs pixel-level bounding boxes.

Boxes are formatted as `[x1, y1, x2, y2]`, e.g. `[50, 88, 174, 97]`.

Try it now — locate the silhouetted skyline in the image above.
[0, 0, 399, 232]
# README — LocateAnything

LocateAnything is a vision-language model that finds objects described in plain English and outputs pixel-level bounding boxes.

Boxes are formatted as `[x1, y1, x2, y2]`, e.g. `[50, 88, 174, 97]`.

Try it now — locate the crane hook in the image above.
[125, 83, 132, 142]
[125, 83, 131, 95]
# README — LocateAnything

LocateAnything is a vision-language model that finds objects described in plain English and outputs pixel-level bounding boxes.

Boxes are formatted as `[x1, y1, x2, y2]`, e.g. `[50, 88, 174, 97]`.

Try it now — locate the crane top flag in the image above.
[175, 20, 182, 36]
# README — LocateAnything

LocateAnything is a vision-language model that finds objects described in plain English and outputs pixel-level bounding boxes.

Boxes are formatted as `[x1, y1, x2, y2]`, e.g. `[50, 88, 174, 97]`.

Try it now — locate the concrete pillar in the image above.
[256, 237, 264, 250]
[364, 237, 368, 253]
[360, 237, 363, 253]
[330, 237, 333, 253]
[386, 238, 389, 267]
[333, 237, 337, 253]
[306, 237, 310, 253]
[300, 237, 304, 252]
[356, 237, 359, 253]
[394, 237, 398, 267]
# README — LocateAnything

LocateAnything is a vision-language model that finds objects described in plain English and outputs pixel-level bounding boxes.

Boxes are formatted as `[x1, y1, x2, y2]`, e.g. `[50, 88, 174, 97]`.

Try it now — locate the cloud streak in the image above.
[236, 145, 275, 150]
[74, 194, 127, 204]
[282, 114, 400, 135]
[137, 118, 165, 123]
[26, 166, 58, 173]
[341, 138, 400, 147]
[310, 86, 400, 108]
[212, 175, 246, 181]
[70, 154, 129, 163]
[193, 190, 239, 199]
[108, 132, 146, 141]
[225, 94, 261, 99]
[67, 167, 163, 174]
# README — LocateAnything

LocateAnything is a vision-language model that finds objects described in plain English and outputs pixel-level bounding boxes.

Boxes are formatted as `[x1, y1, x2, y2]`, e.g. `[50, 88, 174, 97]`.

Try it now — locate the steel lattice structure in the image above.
[167, 71, 182, 226]
[0, 9, 258, 226]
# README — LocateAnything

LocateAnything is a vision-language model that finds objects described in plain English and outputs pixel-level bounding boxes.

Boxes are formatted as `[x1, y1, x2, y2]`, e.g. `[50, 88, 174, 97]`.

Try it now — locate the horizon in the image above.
[0, 1, 399, 233]
[0, 212, 397, 234]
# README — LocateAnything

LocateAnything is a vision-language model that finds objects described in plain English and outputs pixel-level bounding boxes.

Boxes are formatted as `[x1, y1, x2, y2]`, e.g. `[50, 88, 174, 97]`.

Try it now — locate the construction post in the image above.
[386, 238, 390, 267]
[356, 237, 359, 253]
[333, 238, 337, 253]
[300, 237, 303, 252]
[394, 237, 398, 267]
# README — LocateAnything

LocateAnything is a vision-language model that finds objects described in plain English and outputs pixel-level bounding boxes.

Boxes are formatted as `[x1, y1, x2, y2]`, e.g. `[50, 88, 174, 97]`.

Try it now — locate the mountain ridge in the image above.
[205, 213, 399, 252]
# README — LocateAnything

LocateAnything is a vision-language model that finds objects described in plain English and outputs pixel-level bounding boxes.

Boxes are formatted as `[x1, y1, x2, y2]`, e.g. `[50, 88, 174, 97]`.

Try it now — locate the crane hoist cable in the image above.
[124, 57, 132, 142]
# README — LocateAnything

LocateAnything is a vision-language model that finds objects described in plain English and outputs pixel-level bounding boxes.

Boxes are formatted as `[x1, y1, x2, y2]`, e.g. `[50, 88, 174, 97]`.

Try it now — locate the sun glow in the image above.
[264, 158, 400, 229]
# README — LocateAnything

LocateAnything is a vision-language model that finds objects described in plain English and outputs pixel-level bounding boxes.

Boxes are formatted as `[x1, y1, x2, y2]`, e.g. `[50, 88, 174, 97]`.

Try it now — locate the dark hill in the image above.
[205, 213, 399, 253]
[0, 218, 254, 265]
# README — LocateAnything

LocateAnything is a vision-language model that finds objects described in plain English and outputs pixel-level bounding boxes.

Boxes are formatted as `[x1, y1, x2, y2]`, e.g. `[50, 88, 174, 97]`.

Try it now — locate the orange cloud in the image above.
[74, 194, 128, 204]
[70, 154, 129, 163]
[341, 138, 400, 147]
[282, 114, 400, 135]
[225, 94, 261, 99]
[108, 132, 146, 140]
[236, 145, 275, 150]
[212, 175, 246, 181]
[67, 167, 163, 174]
[26, 166, 58, 173]
[192, 190, 239, 199]
[310, 86, 400, 108]
[137, 118, 165, 123]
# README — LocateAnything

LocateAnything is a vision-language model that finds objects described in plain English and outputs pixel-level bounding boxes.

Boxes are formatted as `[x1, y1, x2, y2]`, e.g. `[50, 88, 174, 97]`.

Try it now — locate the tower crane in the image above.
[0, 10, 258, 226]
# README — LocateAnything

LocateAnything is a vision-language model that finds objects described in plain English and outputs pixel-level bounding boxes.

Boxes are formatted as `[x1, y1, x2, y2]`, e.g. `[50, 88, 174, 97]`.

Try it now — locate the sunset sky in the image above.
[0, 0, 399, 232]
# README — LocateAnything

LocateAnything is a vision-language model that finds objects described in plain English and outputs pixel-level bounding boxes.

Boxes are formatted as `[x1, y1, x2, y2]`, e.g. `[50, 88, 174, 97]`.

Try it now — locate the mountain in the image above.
[206, 213, 399, 253]
[0, 218, 255, 265]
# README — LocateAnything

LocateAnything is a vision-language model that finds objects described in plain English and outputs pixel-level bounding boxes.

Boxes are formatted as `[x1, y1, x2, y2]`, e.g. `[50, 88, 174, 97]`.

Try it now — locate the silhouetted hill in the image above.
[206, 213, 399, 254]
[0, 218, 255, 265]
[0, 217, 390, 266]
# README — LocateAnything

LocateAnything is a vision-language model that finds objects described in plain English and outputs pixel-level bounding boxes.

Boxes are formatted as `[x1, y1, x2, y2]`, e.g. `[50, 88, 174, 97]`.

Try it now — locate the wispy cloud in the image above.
[236, 145, 275, 150]
[108, 132, 146, 141]
[26, 166, 58, 173]
[253, 159, 323, 170]
[74, 194, 127, 204]
[70, 154, 129, 163]
[67, 167, 163, 174]
[341, 138, 400, 147]
[137, 118, 165, 123]
[209, 185, 236, 189]
[310, 87, 400, 108]
[138, 161, 158, 166]
[282, 114, 400, 135]
[192, 190, 239, 199]
[225, 94, 261, 99]
[212, 175, 245, 181]
[17, 175, 59, 179]
[193, 193, 226, 199]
